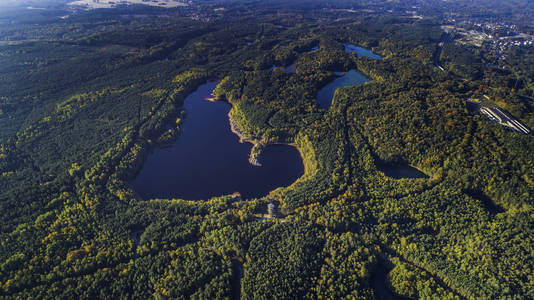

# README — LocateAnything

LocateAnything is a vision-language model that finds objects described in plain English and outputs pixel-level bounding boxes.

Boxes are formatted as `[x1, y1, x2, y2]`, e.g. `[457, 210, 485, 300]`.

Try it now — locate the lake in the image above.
[377, 164, 428, 179]
[463, 189, 505, 215]
[131, 82, 304, 200]
[321, 46, 425, 180]
[316, 70, 370, 109]
[271, 63, 296, 73]
[316, 45, 381, 109]
[344, 44, 382, 59]
[371, 261, 410, 300]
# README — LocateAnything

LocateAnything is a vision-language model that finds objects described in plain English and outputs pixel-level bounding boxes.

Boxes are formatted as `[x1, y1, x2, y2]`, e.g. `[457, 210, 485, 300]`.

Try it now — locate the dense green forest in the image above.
[0, 1, 533, 299]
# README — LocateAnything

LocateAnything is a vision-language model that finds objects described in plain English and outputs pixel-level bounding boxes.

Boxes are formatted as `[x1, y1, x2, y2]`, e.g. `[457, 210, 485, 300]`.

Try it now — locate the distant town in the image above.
[442, 20, 534, 60]
[68, 0, 189, 9]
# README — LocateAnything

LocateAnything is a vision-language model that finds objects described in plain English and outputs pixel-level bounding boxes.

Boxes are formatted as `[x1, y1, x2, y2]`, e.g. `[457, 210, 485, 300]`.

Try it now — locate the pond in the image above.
[316, 69, 370, 109]
[271, 63, 295, 73]
[316, 45, 381, 109]
[344, 44, 382, 59]
[371, 262, 410, 300]
[377, 164, 428, 179]
[231, 259, 243, 300]
[463, 189, 505, 215]
[130, 82, 304, 200]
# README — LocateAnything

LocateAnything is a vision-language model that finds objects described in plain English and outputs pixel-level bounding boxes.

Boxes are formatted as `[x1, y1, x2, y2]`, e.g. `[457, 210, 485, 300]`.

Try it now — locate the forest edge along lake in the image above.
[317, 45, 429, 180]
[132, 45, 382, 200]
[131, 82, 304, 200]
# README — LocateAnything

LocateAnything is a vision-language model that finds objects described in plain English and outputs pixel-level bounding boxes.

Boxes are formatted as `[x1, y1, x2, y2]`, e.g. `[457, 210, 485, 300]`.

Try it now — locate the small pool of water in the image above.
[271, 63, 295, 73]
[463, 189, 505, 215]
[231, 259, 243, 300]
[344, 44, 382, 59]
[371, 262, 410, 300]
[131, 82, 304, 200]
[316, 45, 381, 109]
[378, 164, 428, 179]
[316, 69, 370, 109]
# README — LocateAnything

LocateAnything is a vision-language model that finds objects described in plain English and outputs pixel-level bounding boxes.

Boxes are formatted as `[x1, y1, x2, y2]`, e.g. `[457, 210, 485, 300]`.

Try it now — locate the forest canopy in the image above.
[0, 1, 533, 299]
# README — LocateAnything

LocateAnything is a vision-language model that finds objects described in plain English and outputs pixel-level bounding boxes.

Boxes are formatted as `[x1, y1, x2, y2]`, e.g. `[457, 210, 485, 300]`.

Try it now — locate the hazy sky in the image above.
[0, 0, 68, 6]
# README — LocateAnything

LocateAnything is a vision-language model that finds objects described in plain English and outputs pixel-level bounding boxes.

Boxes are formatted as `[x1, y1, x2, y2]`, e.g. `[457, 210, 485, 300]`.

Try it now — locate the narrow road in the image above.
[434, 32, 450, 71]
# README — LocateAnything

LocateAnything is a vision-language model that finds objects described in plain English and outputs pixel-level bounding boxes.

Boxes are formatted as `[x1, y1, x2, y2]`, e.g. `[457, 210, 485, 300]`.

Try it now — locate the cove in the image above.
[131, 82, 304, 200]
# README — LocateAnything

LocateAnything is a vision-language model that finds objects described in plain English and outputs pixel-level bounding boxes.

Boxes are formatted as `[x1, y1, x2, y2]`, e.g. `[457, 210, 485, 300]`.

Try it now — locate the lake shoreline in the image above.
[227, 108, 300, 167]
[130, 81, 304, 200]
[210, 90, 302, 168]
[227, 110, 262, 166]
[205, 92, 263, 166]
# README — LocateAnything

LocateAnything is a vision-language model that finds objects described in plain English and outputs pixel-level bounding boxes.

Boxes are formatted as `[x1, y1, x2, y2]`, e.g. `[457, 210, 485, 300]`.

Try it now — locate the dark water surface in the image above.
[378, 164, 428, 179]
[271, 63, 296, 73]
[231, 259, 243, 300]
[371, 262, 410, 300]
[463, 189, 505, 215]
[131, 82, 304, 200]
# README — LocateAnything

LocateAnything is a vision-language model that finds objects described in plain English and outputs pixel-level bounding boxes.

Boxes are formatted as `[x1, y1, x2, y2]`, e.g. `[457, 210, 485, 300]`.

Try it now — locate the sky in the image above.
[0, 0, 68, 7]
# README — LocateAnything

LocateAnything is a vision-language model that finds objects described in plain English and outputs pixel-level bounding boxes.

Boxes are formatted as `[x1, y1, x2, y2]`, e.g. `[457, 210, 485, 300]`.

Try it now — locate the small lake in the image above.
[378, 164, 428, 179]
[131, 82, 304, 200]
[317, 70, 370, 109]
[463, 189, 505, 215]
[371, 262, 410, 300]
[271, 63, 295, 73]
[316, 45, 381, 109]
[231, 259, 244, 300]
[344, 44, 382, 59]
